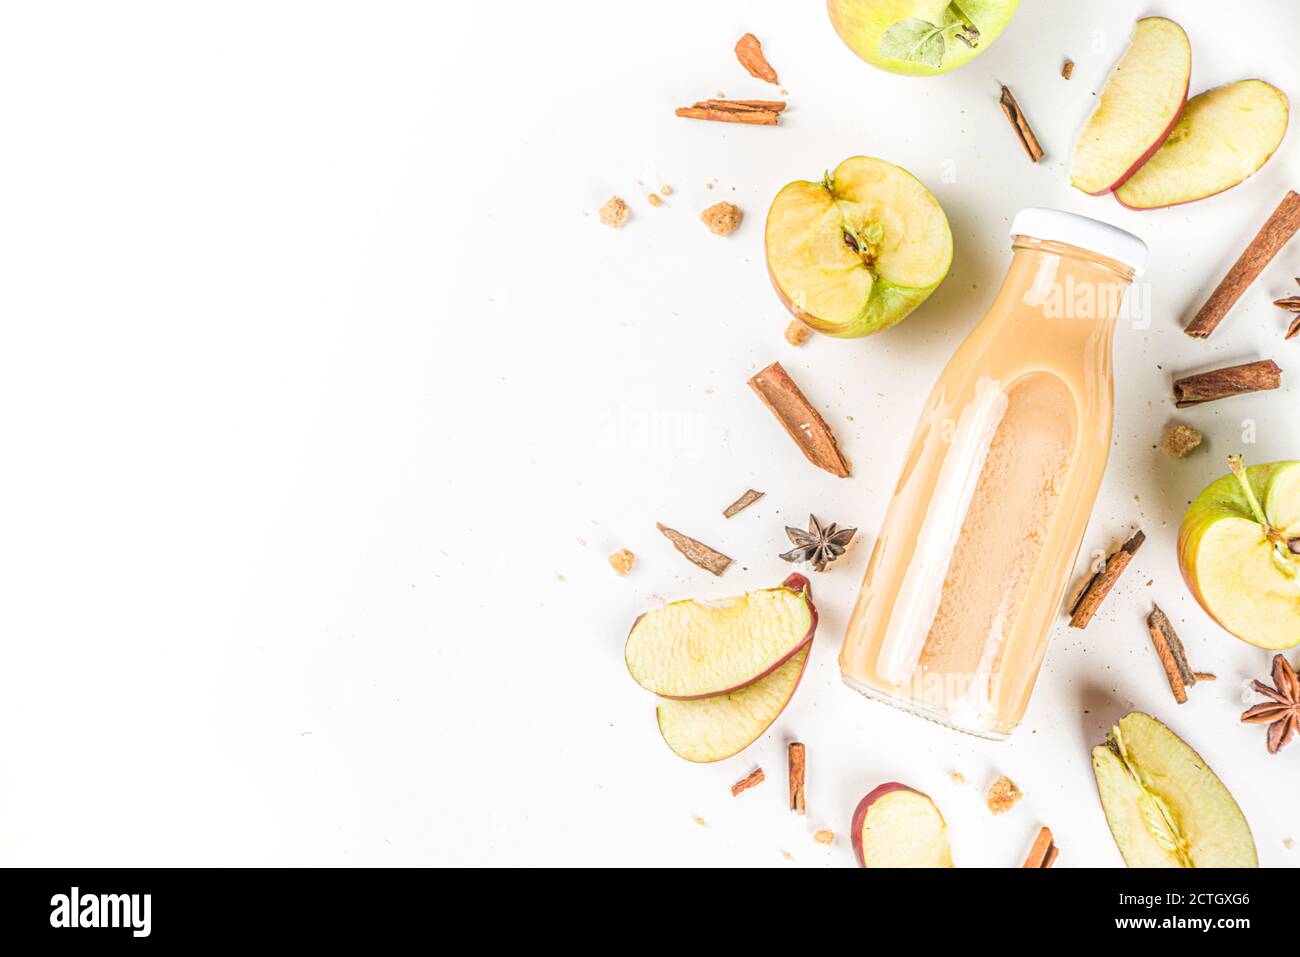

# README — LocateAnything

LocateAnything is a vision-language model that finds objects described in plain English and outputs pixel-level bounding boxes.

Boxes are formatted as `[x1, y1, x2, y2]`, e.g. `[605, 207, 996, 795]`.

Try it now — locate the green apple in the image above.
[765, 156, 952, 338]
[1178, 456, 1300, 650]
[826, 0, 1020, 77]
[1093, 713, 1257, 868]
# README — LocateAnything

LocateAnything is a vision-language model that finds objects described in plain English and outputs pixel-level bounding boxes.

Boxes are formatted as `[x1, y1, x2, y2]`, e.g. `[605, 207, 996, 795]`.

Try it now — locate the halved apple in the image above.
[1115, 81, 1290, 209]
[657, 645, 810, 763]
[765, 156, 952, 338]
[625, 574, 817, 699]
[1069, 17, 1191, 195]
[851, 784, 954, 867]
[1093, 712, 1257, 868]
[1178, 458, 1300, 649]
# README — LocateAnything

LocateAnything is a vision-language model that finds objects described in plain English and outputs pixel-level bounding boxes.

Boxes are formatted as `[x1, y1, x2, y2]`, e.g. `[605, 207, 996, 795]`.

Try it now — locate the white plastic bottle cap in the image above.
[1010, 208, 1148, 276]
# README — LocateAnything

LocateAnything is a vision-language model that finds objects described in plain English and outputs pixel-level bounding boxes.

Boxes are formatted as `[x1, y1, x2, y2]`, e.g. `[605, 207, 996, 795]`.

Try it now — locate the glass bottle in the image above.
[839, 209, 1147, 738]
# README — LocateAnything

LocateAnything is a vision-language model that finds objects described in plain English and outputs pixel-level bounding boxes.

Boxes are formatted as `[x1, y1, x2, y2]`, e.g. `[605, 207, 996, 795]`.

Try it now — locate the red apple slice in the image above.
[851, 784, 954, 868]
[625, 574, 817, 699]
[1115, 81, 1290, 209]
[1070, 17, 1191, 195]
[656, 644, 810, 763]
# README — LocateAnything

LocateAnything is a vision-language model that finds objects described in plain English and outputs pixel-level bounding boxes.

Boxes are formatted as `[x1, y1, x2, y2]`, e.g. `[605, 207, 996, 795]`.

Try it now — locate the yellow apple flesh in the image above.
[1178, 461, 1300, 649]
[656, 645, 810, 763]
[1115, 80, 1289, 209]
[1070, 17, 1191, 195]
[765, 156, 952, 338]
[1093, 713, 1257, 868]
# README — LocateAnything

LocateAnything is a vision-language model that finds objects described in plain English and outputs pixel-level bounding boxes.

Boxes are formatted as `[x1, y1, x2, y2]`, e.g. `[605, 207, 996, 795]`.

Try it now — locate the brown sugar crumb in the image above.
[693, 816, 707, 827]
[813, 829, 834, 845]
[781, 850, 794, 861]
[599, 196, 629, 228]
[1163, 423, 1203, 459]
[647, 193, 662, 207]
[986, 775, 1023, 815]
[784, 320, 812, 346]
[660, 185, 673, 196]
[1061, 59, 1075, 80]
[949, 771, 966, 785]
[1285, 837, 1294, 850]
[701, 202, 743, 236]
[607, 548, 636, 576]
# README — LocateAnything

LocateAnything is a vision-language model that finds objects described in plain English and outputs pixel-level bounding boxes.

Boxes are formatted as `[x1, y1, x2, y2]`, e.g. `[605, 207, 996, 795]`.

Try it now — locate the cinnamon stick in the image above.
[748, 362, 850, 477]
[1069, 530, 1145, 628]
[696, 99, 787, 113]
[1172, 359, 1282, 407]
[675, 99, 785, 126]
[1146, 605, 1200, 704]
[999, 85, 1044, 163]
[731, 767, 764, 797]
[656, 523, 732, 576]
[723, 488, 765, 519]
[788, 743, 806, 815]
[1022, 826, 1058, 868]
[1186, 191, 1300, 338]
[735, 33, 779, 84]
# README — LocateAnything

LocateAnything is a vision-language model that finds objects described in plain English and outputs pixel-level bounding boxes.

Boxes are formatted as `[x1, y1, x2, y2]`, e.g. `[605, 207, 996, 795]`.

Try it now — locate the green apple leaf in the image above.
[878, 18, 947, 68]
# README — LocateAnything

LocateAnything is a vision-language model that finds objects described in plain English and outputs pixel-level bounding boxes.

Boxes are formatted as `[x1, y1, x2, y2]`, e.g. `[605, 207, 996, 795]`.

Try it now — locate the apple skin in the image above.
[850, 783, 953, 868]
[1082, 88, 1187, 196]
[765, 258, 938, 339]
[655, 644, 812, 763]
[827, 0, 1020, 77]
[1070, 18, 1191, 195]
[1177, 461, 1300, 650]
[1114, 82, 1290, 210]
[627, 573, 818, 700]
[1093, 712, 1258, 868]
[764, 158, 952, 338]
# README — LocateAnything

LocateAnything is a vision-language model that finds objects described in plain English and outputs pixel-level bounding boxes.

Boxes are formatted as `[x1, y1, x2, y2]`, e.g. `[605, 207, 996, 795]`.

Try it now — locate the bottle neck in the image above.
[1008, 236, 1136, 329]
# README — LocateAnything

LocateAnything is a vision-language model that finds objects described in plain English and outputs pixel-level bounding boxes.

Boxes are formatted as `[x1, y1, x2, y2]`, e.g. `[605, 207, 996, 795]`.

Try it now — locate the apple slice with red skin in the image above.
[1070, 17, 1191, 195]
[1115, 81, 1289, 210]
[657, 644, 810, 763]
[851, 784, 954, 868]
[625, 574, 817, 699]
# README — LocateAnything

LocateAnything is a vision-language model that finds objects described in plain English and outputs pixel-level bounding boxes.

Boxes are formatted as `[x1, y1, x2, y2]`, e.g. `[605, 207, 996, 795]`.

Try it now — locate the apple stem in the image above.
[946, 2, 981, 47]
[1229, 454, 1298, 576]
[821, 170, 834, 193]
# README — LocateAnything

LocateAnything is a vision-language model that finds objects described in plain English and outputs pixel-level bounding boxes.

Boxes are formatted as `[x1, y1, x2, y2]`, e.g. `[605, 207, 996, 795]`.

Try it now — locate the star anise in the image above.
[1241, 654, 1300, 754]
[1275, 278, 1300, 339]
[779, 514, 856, 572]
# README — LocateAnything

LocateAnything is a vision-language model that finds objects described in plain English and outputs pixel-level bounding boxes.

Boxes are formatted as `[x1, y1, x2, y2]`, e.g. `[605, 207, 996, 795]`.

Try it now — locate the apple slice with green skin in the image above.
[625, 574, 817, 699]
[1070, 17, 1191, 195]
[766, 156, 952, 338]
[851, 784, 954, 867]
[1116, 81, 1290, 210]
[656, 645, 810, 763]
[1178, 458, 1300, 649]
[826, 0, 1021, 78]
[1093, 712, 1257, 868]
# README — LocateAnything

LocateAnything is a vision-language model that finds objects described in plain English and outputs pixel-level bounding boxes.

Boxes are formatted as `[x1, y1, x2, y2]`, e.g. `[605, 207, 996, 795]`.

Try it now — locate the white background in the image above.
[1, 1, 1297, 867]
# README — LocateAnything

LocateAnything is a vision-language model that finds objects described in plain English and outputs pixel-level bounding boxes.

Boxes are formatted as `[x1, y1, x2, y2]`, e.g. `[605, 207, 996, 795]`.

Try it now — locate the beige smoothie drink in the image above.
[839, 209, 1147, 737]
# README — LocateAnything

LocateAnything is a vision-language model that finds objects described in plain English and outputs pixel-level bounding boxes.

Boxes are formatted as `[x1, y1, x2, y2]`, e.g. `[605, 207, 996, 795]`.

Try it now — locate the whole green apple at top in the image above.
[1178, 457, 1300, 650]
[827, 0, 1021, 76]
